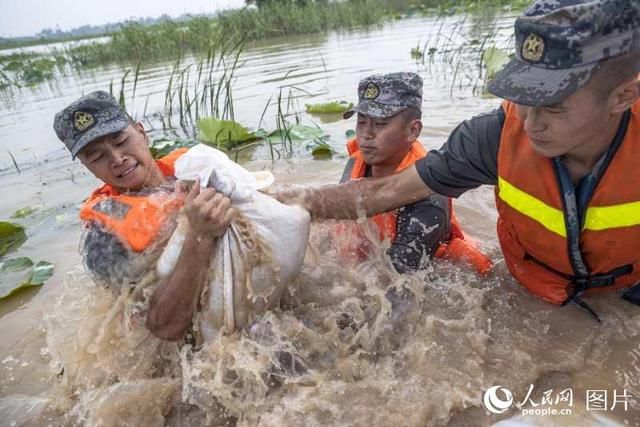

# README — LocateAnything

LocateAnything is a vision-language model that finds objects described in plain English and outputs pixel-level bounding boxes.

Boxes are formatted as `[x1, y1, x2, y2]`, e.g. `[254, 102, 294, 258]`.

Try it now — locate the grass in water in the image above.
[0, 0, 528, 89]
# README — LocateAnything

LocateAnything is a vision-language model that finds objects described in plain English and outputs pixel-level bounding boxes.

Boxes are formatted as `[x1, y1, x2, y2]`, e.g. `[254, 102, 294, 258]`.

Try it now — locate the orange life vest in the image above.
[79, 148, 188, 253]
[339, 138, 493, 275]
[496, 101, 640, 305]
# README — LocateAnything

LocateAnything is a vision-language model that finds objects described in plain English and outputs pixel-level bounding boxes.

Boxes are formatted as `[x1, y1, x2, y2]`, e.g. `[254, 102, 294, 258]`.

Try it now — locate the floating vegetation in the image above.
[307, 139, 334, 159]
[149, 138, 196, 160]
[0, 0, 528, 92]
[197, 115, 332, 159]
[263, 122, 331, 159]
[0, 222, 27, 256]
[0, 217, 54, 300]
[197, 117, 259, 150]
[10, 207, 38, 219]
[0, 258, 54, 300]
[305, 101, 352, 114]
[0, 53, 67, 88]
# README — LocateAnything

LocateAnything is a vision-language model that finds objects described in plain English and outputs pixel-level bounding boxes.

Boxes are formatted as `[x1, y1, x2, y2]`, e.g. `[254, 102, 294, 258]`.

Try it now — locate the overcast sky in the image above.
[0, 0, 246, 37]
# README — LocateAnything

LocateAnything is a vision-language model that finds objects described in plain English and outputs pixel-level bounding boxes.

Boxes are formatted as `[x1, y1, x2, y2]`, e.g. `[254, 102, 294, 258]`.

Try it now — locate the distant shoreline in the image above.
[0, 33, 111, 51]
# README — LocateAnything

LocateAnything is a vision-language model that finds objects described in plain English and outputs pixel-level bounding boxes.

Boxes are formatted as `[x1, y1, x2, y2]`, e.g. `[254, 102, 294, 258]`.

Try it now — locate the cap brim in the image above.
[343, 101, 407, 120]
[487, 58, 598, 107]
[70, 115, 129, 159]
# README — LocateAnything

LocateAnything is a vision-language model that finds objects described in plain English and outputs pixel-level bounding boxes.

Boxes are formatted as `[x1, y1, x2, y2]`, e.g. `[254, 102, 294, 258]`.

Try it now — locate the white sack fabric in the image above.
[156, 144, 310, 342]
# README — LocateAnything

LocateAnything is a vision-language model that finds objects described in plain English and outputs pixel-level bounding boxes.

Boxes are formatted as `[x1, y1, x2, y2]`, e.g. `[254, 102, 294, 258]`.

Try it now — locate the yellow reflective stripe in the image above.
[584, 202, 640, 231]
[498, 177, 567, 237]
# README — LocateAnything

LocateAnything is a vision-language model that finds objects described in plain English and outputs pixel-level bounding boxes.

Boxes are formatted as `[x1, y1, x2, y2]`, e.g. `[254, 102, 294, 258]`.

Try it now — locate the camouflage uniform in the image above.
[53, 91, 161, 289]
[343, 72, 423, 119]
[342, 72, 451, 273]
[53, 91, 129, 158]
[415, 0, 640, 311]
[488, 0, 640, 106]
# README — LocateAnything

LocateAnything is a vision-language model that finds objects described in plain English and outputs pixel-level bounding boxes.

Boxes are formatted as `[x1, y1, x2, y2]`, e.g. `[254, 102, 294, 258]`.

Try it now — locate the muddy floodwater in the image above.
[1, 11, 639, 427]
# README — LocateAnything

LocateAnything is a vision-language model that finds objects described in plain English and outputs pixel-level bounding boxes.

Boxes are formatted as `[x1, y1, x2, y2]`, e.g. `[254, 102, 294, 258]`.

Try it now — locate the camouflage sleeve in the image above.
[388, 194, 450, 273]
[82, 224, 133, 290]
[415, 106, 504, 198]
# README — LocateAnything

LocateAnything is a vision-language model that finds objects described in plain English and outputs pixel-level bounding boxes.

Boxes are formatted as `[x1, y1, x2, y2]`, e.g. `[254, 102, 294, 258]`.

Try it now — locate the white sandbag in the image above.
[156, 144, 310, 342]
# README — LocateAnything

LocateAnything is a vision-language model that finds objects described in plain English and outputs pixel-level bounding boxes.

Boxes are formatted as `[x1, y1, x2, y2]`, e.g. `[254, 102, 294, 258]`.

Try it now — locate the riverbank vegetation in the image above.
[1, 0, 528, 88]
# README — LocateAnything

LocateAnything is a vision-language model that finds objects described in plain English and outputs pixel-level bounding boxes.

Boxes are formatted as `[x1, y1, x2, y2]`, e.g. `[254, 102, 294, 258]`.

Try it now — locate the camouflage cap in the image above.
[343, 72, 423, 119]
[488, 0, 640, 106]
[53, 90, 129, 159]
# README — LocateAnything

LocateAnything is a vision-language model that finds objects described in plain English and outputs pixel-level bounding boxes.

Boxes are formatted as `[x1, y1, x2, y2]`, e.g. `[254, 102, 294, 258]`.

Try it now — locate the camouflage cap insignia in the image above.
[521, 33, 545, 63]
[74, 111, 95, 131]
[363, 83, 379, 100]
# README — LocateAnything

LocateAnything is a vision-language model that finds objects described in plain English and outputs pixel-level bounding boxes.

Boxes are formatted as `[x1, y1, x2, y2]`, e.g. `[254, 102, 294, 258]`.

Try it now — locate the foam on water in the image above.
[2, 221, 637, 426]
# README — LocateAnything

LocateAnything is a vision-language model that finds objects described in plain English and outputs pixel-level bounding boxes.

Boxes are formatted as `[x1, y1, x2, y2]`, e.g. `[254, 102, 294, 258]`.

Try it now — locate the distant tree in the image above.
[38, 28, 55, 38]
[245, 0, 329, 8]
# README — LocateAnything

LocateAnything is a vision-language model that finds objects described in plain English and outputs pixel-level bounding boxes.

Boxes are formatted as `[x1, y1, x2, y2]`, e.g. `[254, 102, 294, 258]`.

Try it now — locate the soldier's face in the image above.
[355, 112, 418, 169]
[516, 84, 610, 159]
[77, 123, 163, 191]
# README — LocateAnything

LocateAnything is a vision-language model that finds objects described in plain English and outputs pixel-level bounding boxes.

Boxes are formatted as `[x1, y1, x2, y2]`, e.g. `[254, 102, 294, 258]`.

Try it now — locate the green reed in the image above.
[0, 0, 528, 92]
[158, 40, 242, 136]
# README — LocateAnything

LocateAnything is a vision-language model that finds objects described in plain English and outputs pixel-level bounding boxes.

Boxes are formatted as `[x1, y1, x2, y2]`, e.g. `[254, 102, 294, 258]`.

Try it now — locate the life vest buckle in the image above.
[571, 264, 634, 294]
[572, 275, 615, 294]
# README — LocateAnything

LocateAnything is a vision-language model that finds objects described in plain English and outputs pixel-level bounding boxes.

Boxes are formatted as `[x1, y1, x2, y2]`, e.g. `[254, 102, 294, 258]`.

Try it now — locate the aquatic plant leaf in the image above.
[264, 124, 328, 149]
[0, 279, 37, 300]
[10, 207, 38, 219]
[17, 59, 56, 86]
[305, 101, 353, 114]
[3, 61, 23, 72]
[252, 129, 270, 140]
[149, 138, 196, 159]
[0, 222, 27, 256]
[286, 124, 325, 141]
[308, 142, 334, 159]
[29, 261, 55, 285]
[0, 260, 53, 300]
[197, 117, 257, 149]
[483, 47, 510, 81]
[1, 257, 34, 273]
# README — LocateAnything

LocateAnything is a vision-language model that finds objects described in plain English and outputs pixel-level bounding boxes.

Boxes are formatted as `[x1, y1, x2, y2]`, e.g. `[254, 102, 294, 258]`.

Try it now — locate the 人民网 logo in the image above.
[483, 385, 514, 414]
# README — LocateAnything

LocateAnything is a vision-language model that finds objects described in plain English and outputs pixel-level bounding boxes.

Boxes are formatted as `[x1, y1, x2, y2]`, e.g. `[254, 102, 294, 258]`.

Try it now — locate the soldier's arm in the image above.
[146, 184, 233, 341]
[146, 230, 217, 341]
[277, 164, 433, 220]
[276, 107, 504, 219]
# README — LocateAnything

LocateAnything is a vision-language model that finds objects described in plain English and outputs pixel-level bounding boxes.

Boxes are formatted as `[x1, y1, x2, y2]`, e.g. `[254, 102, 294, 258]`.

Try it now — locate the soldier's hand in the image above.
[183, 180, 235, 238]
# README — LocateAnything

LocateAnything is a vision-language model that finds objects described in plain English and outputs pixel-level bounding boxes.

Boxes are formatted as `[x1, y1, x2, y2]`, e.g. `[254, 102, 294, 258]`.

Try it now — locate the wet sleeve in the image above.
[82, 224, 132, 290]
[388, 194, 450, 274]
[415, 107, 505, 198]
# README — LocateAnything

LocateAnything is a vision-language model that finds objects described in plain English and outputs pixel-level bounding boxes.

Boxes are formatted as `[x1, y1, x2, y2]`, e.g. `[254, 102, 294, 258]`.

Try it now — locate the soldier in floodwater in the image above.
[334, 71, 491, 274]
[53, 91, 234, 341]
[277, 0, 640, 320]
